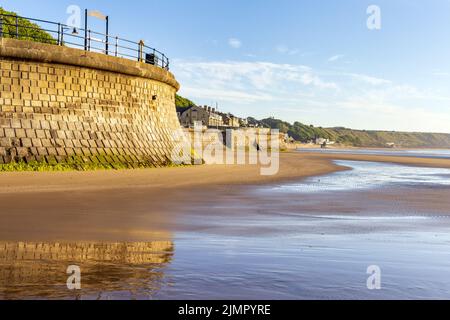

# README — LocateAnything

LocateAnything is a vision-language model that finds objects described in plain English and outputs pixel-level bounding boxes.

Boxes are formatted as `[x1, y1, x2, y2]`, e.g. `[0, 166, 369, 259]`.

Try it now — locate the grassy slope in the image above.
[175, 94, 196, 108]
[259, 118, 450, 148]
[328, 128, 450, 148]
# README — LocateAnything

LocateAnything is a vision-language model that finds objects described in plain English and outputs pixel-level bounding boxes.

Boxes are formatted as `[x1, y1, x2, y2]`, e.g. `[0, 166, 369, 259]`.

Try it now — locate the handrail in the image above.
[0, 12, 170, 70]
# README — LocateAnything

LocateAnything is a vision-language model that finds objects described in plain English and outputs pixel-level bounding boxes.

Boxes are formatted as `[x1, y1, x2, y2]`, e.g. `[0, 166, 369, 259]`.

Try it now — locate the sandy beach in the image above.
[0, 152, 338, 241]
[1, 151, 450, 243]
[0, 152, 341, 195]
[1, 151, 450, 195]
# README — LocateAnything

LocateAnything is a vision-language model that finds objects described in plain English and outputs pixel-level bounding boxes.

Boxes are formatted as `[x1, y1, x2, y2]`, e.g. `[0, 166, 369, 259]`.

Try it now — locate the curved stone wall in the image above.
[0, 38, 182, 167]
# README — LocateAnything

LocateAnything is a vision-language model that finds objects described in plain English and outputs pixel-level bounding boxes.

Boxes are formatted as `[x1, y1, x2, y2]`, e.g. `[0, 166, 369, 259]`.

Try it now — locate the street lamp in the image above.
[60, 26, 79, 45]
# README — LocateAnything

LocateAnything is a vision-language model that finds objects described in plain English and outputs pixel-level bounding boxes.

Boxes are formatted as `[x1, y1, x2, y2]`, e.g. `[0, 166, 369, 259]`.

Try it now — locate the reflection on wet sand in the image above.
[0, 241, 174, 300]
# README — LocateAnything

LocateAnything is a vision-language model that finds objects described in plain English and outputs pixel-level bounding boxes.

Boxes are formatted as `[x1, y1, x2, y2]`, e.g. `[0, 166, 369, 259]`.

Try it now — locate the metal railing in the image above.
[0, 13, 170, 70]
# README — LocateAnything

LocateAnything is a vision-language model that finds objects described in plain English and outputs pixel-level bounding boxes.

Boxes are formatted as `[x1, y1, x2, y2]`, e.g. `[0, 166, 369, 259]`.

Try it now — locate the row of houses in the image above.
[176, 105, 298, 146]
[176, 105, 247, 129]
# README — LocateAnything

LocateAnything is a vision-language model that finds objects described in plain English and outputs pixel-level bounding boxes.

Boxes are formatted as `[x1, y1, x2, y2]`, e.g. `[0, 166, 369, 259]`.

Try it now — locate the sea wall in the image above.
[0, 38, 182, 168]
[186, 128, 288, 150]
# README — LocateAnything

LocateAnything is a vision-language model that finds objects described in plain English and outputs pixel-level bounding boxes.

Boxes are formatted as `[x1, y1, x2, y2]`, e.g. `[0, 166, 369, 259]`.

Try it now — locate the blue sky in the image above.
[3, 0, 450, 132]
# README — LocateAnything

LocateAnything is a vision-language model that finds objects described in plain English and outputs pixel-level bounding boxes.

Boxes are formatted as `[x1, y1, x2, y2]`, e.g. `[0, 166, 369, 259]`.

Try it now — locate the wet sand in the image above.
[0, 153, 339, 194]
[1, 154, 450, 299]
[1, 151, 450, 195]
[301, 151, 450, 169]
[0, 151, 450, 242]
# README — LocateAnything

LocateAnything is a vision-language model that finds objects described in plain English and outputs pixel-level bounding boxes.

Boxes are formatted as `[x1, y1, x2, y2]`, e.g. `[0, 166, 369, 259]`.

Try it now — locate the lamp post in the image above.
[84, 9, 88, 50]
[84, 9, 109, 54]
[105, 16, 109, 55]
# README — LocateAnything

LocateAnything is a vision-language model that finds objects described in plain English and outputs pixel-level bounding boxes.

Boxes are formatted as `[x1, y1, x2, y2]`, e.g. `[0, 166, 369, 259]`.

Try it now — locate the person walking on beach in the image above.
[254, 140, 261, 152]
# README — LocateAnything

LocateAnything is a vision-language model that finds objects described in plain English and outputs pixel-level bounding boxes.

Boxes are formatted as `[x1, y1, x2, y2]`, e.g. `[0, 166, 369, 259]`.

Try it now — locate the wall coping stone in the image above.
[0, 38, 180, 91]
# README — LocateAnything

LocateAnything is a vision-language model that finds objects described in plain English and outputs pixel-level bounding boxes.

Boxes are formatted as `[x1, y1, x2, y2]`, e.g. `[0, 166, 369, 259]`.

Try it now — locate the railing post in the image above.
[88, 30, 91, 51]
[115, 37, 118, 57]
[84, 9, 88, 50]
[138, 40, 144, 62]
[15, 15, 19, 39]
[57, 23, 61, 45]
[61, 26, 64, 46]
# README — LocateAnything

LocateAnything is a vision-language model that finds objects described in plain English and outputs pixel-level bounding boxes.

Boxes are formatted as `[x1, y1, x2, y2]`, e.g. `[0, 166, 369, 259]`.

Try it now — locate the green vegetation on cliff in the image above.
[175, 94, 197, 108]
[259, 118, 335, 142]
[0, 7, 56, 44]
[259, 118, 450, 148]
[325, 128, 450, 148]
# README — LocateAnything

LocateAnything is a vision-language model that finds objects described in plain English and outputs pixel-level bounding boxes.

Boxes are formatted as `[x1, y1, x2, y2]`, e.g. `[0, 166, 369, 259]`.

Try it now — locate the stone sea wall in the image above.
[0, 38, 183, 168]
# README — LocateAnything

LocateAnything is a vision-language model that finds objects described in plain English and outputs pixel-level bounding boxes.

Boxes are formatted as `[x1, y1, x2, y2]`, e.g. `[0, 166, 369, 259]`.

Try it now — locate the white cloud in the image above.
[173, 60, 339, 106]
[276, 45, 299, 55]
[180, 86, 273, 104]
[345, 73, 392, 86]
[432, 72, 450, 77]
[335, 97, 450, 133]
[328, 54, 345, 62]
[228, 38, 242, 49]
[172, 59, 450, 133]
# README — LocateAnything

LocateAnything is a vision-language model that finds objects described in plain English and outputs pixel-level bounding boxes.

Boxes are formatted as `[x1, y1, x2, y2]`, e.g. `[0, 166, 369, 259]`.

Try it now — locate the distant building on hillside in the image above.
[177, 106, 224, 128]
[315, 138, 329, 145]
[221, 113, 241, 128]
[386, 142, 396, 148]
[315, 137, 335, 147]
[240, 118, 249, 127]
[283, 134, 295, 143]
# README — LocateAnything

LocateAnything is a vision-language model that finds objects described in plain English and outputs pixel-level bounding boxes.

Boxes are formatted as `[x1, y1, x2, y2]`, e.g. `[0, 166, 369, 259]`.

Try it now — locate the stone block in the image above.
[16, 147, 29, 158]
[15, 129, 27, 138]
[0, 119, 10, 128]
[10, 119, 21, 129]
[36, 130, 46, 139]
[4, 129, 15, 138]
[46, 147, 57, 156]
[56, 148, 66, 156]
[20, 138, 33, 148]
[32, 138, 42, 147]
[0, 138, 10, 147]
[25, 129, 36, 138]
[36, 147, 47, 156]
[40, 121, 50, 130]
[41, 139, 53, 148]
